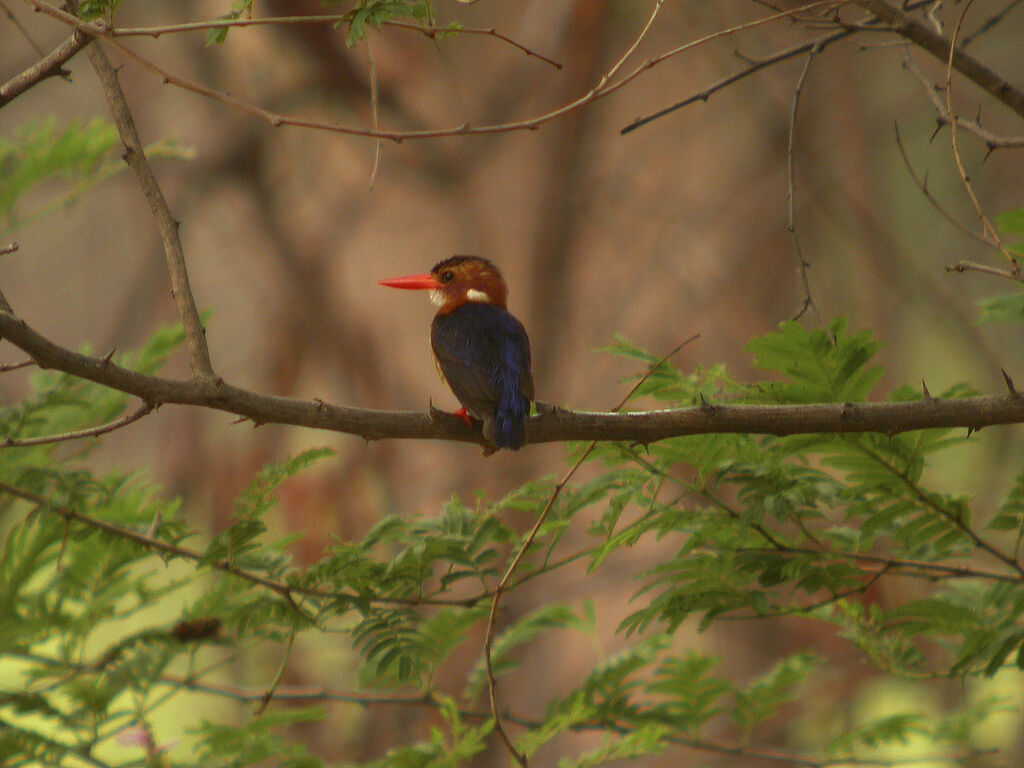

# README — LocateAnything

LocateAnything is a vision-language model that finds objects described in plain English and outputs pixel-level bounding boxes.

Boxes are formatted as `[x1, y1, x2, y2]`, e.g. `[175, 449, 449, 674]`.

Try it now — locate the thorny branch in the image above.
[852, 0, 1024, 120]
[3, 306, 1024, 447]
[104, 14, 561, 69]
[943, 1, 1022, 277]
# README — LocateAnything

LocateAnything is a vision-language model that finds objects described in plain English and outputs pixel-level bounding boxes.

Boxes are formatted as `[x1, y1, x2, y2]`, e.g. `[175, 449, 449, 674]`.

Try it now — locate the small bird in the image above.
[380, 256, 534, 451]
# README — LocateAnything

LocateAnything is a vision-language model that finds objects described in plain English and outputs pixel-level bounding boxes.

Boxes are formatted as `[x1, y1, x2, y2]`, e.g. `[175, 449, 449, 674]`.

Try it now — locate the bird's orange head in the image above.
[379, 255, 509, 314]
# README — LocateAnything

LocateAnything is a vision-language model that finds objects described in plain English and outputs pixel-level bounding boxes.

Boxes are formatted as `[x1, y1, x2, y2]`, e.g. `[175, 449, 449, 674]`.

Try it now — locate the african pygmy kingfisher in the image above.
[379, 256, 534, 451]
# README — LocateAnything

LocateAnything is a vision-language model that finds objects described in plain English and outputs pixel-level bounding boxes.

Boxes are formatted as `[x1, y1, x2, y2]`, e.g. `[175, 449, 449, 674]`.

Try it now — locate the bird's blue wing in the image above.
[431, 303, 533, 448]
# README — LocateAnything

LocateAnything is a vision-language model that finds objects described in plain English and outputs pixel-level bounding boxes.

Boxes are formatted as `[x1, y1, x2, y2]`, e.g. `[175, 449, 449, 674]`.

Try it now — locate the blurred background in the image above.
[2, 0, 1024, 765]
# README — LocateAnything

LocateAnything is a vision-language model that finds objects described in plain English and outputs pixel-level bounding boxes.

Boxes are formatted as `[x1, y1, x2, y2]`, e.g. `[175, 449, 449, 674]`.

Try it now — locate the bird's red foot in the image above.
[453, 407, 474, 428]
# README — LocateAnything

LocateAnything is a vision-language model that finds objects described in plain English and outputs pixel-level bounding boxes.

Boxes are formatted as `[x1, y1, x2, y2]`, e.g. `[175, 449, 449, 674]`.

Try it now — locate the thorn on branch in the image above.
[698, 392, 718, 414]
[921, 379, 932, 399]
[1002, 369, 1018, 395]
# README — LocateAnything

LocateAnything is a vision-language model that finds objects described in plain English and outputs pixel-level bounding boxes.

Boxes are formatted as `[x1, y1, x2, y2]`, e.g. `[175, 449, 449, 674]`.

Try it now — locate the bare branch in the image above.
[852, 0, 1024, 120]
[946, 259, 1024, 282]
[942, 1, 1021, 276]
[82, 41, 217, 379]
[893, 120, 997, 247]
[0, 359, 35, 373]
[103, 13, 562, 69]
[787, 44, 822, 321]
[1, 401, 154, 447]
[623, 27, 853, 134]
[901, 54, 1024, 150]
[20, 0, 841, 142]
[0, 28, 88, 107]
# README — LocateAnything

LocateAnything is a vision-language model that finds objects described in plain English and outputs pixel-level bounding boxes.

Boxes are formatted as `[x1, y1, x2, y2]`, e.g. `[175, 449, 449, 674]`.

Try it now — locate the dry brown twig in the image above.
[892, 121, 996, 248]
[18, 0, 844, 142]
[105, 14, 562, 70]
[786, 43, 823, 321]
[942, 0, 1022, 281]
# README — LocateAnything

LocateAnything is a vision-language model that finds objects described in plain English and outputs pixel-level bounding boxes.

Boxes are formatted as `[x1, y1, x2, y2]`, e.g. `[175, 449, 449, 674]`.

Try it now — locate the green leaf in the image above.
[747, 317, 884, 403]
[978, 291, 1024, 324]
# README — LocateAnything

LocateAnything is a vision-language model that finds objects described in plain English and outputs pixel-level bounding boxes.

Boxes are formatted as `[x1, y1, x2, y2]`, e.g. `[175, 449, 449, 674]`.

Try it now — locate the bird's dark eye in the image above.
[439, 270, 455, 283]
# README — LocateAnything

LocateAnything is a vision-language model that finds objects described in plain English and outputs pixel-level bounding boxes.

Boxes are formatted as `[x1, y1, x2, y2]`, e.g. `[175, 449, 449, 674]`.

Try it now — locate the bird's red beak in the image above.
[378, 273, 440, 290]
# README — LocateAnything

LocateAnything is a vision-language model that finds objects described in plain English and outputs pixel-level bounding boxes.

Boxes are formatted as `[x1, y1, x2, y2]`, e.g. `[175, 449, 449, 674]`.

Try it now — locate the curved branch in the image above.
[3, 308, 1024, 448]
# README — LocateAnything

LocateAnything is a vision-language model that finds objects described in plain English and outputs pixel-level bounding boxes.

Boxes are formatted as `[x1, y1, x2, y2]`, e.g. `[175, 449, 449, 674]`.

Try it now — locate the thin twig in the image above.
[82, 41, 218, 379]
[787, 43, 822, 321]
[104, 14, 562, 69]
[365, 37, 383, 190]
[960, 0, 1022, 47]
[892, 121, 994, 248]
[483, 334, 698, 767]
[0, 359, 36, 373]
[383, 20, 561, 69]
[1, 0, 47, 56]
[942, 0, 1021, 276]
[901, 53, 1024, 150]
[1, 401, 154, 447]
[623, 26, 852, 134]
[253, 629, 295, 716]
[21, 0, 840, 143]
[739, 546, 1022, 583]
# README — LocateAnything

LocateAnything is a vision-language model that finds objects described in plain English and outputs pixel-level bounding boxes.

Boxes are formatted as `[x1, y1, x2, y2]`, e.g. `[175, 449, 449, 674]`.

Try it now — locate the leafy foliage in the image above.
[318, 0, 433, 47]
[3, 316, 1024, 766]
[0, 117, 192, 234]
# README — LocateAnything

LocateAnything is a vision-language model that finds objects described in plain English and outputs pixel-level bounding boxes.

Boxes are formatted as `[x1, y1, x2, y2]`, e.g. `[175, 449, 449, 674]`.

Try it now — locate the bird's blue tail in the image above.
[494, 394, 529, 449]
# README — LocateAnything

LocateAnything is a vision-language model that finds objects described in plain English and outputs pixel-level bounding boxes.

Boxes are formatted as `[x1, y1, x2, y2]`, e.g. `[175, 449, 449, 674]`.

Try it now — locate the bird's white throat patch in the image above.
[429, 289, 445, 307]
[466, 288, 490, 303]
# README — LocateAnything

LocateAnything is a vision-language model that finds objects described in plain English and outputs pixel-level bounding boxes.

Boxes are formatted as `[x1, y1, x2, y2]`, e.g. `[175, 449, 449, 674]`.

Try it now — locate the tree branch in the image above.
[3, 308, 1024, 447]
[20, 0, 841, 142]
[82, 40, 216, 379]
[1, 401, 153, 447]
[853, 0, 1024, 120]
[0, 28, 88, 107]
